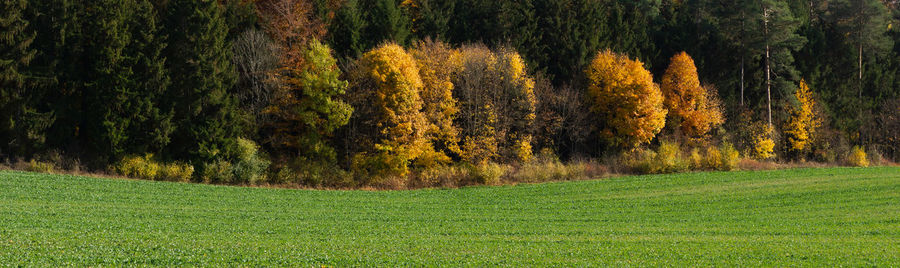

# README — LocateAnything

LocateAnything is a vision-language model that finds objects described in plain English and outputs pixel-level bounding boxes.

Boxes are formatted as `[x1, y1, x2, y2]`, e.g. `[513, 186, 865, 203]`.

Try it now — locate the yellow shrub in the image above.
[116, 154, 160, 180]
[689, 148, 703, 170]
[653, 141, 688, 173]
[703, 146, 723, 170]
[719, 142, 740, 171]
[466, 162, 508, 185]
[117, 154, 194, 182]
[848, 146, 869, 167]
[25, 160, 55, 174]
[158, 163, 194, 182]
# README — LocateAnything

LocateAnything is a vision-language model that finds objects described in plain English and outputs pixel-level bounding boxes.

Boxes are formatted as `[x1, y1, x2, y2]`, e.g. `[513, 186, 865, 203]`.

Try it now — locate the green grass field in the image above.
[1, 167, 899, 266]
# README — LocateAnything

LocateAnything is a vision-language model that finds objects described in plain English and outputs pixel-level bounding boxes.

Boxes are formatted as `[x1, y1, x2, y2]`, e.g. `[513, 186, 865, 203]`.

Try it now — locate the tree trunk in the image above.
[764, 8, 772, 127]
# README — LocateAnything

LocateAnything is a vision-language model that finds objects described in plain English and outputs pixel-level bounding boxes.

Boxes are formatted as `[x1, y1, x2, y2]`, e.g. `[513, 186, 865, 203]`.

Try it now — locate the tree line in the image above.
[2, 0, 898, 186]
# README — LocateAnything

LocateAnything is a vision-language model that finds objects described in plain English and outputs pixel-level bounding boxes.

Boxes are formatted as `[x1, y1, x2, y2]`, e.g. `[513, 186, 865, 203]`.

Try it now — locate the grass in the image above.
[1, 167, 899, 266]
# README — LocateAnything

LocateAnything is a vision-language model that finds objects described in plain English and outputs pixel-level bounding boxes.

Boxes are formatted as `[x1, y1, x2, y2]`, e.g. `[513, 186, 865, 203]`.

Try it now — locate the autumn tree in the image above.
[344, 43, 428, 180]
[784, 79, 821, 158]
[660, 52, 724, 140]
[453, 44, 536, 164]
[585, 49, 667, 150]
[256, 0, 327, 68]
[265, 40, 352, 165]
[410, 39, 461, 163]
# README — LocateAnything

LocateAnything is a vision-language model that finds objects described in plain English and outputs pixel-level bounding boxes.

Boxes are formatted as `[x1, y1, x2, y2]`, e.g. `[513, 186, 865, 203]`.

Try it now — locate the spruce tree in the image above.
[0, 0, 45, 157]
[164, 0, 240, 164]
[328, 0, 366, 59]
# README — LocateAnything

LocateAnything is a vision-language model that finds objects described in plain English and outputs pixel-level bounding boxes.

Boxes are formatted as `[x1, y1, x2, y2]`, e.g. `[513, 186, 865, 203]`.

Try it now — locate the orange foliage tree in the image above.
[345, 43, 428, 179]
[660, 52, 724, 140]
[585, 49, 667, 149]
[255, 0, 327, 68]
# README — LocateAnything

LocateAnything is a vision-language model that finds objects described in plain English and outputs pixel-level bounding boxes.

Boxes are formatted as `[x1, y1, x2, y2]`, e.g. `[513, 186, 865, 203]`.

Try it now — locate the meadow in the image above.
[1, 167, 899, 266]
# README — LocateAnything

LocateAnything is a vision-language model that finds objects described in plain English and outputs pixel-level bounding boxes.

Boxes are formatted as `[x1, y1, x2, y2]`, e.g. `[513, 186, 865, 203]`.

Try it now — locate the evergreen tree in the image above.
[363, 0, 409, 47]
[829, 0, 893, 115]
[328, 0, 366, 59]
[0, 0, 49, 157]
[407, 0, 455, 41]
[760, 0, 805, 127]
[164, 0, 241, 164]
[79, 0, 172, 162]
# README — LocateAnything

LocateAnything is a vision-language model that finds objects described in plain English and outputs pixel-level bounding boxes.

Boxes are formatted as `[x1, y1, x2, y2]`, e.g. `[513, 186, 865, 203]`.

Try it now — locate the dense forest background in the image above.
[2, 0, 899, 187]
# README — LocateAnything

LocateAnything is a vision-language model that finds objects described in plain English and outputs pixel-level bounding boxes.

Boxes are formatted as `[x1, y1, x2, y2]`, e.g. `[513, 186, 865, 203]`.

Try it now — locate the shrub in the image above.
[158, 163, 194, 182]
[510, 160, 588, 183]
[413, 165, 469, 188]
[466, 162, 508, 185]
[232, 138, 270, 184]
[202, 160, 234, 184]
[621, 148, 657, 174]
[653, 141, 688, 173]
[689, 148, 703, 169]
[848, 146, 869, 167]
[749, 123, 776, 160]
[719, 142, 740, 171]
[703, 146, 723, 170]
[116, 154, 193, 182]
[24, 160, 55, 174]
[116, 155, 160, 180]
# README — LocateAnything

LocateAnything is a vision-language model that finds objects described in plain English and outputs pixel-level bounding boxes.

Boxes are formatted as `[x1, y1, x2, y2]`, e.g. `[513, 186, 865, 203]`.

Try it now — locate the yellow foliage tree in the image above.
[410, 39, 462, 163]
[784, 79, 821, 156]
[660, 52, 724, 139]
[585, 49, 667, 149]
[454, 45, 536, 163]
[346, 43, 428, 179]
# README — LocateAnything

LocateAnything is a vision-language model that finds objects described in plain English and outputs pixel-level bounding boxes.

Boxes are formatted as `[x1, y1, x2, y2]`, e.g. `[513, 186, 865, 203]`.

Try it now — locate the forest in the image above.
[2, 0, 899, 188]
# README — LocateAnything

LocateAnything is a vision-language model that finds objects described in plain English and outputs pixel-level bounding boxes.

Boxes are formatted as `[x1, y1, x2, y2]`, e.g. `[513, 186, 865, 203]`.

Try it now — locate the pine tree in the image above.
[164, 0, 241, 164]
[760, 0, 805, 127]
[830, 0, 892, 113]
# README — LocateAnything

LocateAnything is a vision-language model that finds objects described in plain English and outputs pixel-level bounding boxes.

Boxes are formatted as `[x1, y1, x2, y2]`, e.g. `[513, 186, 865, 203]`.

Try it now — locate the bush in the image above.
[689, 148, 703, 170]
[201, 160, 234, 184]
[510, 160, 588, 183]
[116, 154, 194, 182]
[719, 142, 740, 171]
[848, 146, 869, 167]
[24, 160, 55, 174]
[702, 146, 723, 170]
[653, 141, 688, 173]
[749, 123, 776, 160]
[158, 163, 194, 182]
[232, 138, 270, 184]
[412, 165, 469, 188]
[466, 162, 508, 185]
[116, 155, 160, 180]
[621, 148, 657, 174]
